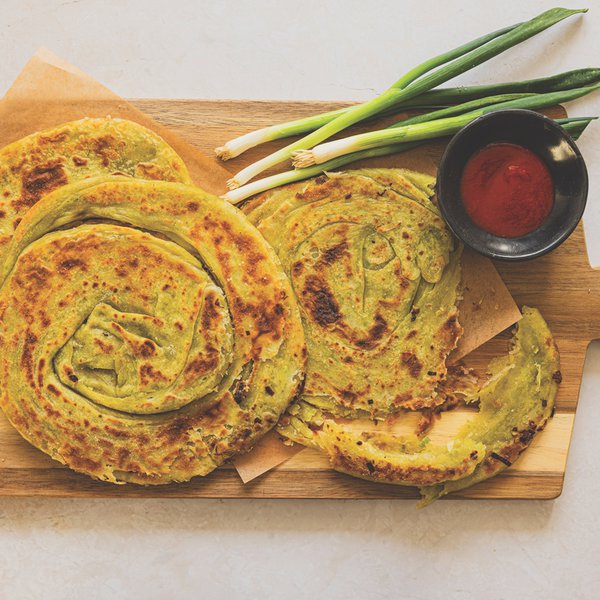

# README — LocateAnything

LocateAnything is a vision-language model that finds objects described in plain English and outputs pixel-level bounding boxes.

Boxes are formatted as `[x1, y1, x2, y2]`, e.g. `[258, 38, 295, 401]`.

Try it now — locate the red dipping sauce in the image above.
[460, 143, 554, 238]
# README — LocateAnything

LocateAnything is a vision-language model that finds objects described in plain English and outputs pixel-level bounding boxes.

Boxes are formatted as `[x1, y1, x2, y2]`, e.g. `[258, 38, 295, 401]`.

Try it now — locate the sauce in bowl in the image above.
[460, 143, 554, 238]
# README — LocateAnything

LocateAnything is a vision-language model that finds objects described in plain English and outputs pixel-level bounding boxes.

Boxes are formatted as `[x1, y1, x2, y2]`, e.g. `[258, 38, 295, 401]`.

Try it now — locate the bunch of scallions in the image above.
[218, 7, 599, 204]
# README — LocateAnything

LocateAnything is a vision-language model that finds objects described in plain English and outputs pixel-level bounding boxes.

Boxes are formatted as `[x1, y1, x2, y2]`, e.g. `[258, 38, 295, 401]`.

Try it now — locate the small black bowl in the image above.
[436, 109, 588, 261]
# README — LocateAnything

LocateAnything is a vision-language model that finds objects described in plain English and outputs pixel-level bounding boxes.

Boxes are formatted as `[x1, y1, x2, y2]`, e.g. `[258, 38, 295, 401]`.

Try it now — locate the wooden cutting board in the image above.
[0, 99, 597, 499]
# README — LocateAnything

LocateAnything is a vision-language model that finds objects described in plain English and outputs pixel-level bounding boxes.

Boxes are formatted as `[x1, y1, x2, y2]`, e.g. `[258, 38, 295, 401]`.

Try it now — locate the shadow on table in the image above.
[0, 494, 556, 541]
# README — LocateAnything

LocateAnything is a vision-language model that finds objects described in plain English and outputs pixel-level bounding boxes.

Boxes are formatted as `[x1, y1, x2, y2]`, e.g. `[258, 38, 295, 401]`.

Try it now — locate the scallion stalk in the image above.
[227, 8, 586, 188]
[388, 93, 534, 127]
[215, 106, 348, 160]
[223, 116, 594, 205]
[293, 84, 600, 168]
[556, 116, 597, 139]
[215, 68, 600, 160]
[389, 67, 600, 109]
[223, 142, 422, 204]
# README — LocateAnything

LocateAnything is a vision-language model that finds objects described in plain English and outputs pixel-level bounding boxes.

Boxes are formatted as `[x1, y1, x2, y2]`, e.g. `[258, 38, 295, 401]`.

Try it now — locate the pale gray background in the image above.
[1, 1, 599, 598]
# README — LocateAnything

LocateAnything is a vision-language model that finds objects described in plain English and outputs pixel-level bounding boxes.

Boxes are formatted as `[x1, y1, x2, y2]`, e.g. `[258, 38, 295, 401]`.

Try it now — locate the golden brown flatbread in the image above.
[244, 168, 462, 415]
[0, 177, 305, 484]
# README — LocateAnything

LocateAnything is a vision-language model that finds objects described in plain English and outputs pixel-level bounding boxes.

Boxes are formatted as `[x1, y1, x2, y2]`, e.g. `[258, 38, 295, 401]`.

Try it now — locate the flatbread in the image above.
[244, 168, 462, 415]
[0, 177, 305, 484]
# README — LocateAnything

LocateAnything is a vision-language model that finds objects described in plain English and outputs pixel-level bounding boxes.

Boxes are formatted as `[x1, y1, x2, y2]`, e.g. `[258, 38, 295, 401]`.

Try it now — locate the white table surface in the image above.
[1, 1, 600, 598]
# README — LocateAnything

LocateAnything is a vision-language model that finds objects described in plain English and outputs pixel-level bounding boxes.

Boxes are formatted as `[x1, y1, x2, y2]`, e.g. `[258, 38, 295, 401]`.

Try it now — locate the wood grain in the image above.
[0, 99, 597, 499]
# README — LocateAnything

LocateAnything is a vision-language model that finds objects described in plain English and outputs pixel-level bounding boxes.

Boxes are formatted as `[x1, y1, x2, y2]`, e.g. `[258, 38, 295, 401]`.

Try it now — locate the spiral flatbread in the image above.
[244, 168, 462, 416]
[0, 177, 305, 484]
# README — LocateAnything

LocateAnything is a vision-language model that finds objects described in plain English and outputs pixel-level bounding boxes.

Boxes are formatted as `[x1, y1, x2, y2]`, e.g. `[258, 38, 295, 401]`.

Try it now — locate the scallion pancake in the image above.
[0, 177, 305, 484]
[244, 168, 462, 416]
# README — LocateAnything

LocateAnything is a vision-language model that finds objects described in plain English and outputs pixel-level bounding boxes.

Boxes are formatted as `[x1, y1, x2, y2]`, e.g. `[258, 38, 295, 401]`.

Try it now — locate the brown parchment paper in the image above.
[0, 49, 521, 484]
[0, 49, 230, 195]
[453, 249, 522, 362]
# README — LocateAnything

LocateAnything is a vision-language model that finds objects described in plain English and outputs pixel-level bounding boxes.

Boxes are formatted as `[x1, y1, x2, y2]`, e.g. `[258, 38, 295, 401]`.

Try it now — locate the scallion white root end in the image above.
[291, 150, 317, 168]
[293, 137, 364, 168]
[223, 165, 324, 204]
[223, 176, 276, 204]
[215, 128, 281, 161]
[226, 177, 241, 190]
[215, 146, 232, 160]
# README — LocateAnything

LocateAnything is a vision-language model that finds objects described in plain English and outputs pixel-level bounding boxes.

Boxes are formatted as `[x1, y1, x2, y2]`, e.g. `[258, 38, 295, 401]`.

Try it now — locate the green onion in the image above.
[215, 68, 600, 160]
[293, 84, 600, 168]
[388, 93, 535, 127]
[226, 8, 586, 188]
[224, 142, 422, 204]
[224, 116, 593, 204]
[223, 116, 594, 205]
[557, 116, 597, 139]
[390, 67, 600, 109]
